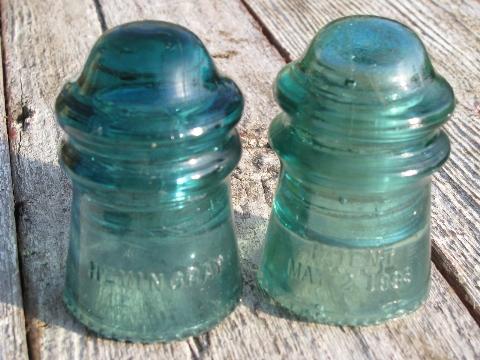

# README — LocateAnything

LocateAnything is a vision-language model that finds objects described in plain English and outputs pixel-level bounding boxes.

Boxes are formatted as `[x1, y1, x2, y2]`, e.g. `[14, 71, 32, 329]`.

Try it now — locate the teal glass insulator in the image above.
[55, 21, 243, 342]
[258, 16, 454, 325]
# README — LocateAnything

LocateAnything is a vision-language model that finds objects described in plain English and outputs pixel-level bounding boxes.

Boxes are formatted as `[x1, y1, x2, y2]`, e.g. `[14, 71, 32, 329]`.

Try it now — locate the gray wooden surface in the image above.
[0, 0, 479, 359]
[0, 32, 28, 360]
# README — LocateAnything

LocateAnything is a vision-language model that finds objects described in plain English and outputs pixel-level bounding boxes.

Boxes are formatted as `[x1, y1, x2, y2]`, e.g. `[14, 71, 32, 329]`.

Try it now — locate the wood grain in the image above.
[1, 0, 479, 358]
[0, 33, 28, 360]
[243, 0, 480, 323]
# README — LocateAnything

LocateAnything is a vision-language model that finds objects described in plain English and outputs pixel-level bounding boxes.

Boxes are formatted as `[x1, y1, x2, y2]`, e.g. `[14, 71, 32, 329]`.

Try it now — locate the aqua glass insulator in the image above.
[258, 16, 454, 325]
[55, 21, 243, 342]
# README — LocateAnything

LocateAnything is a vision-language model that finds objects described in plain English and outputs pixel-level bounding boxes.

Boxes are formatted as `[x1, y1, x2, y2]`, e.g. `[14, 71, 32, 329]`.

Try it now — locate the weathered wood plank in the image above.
[100, 0, 480, 358]
[0, 33, 28, 360]
[3, 0, 480, 358]
[244, 0, 480, 323]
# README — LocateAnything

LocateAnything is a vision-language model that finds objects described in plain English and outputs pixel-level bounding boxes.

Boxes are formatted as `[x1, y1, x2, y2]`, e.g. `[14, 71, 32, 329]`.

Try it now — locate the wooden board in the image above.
[243, 0, 480, 323]
[0, 33, 28, 360]
[1, 0, 479, 358]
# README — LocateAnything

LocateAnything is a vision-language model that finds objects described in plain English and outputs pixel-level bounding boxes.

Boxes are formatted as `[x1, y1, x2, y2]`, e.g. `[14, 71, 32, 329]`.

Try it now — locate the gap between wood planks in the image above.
[432, 246, 480, 325]
[240, 0, 292, 62]
[93, 0, 107, 32]
[0, 4, 32, 360]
